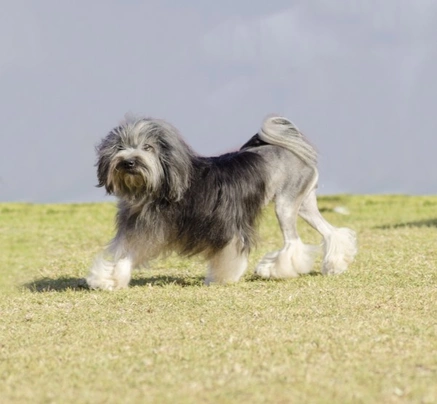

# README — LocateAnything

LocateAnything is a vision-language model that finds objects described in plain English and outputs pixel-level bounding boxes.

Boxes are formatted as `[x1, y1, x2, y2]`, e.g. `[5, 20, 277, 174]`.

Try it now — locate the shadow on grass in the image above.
[24, 269, 322, 292]
[246, 271, 322, 282]
[24, 274, 204, 292]
[130, 275, 204, 288]
[24, 277, 89, 292]
[376, 218, 437, 230]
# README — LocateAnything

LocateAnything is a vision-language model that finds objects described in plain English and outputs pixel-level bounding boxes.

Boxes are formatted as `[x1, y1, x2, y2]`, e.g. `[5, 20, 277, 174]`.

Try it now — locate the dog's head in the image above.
[96, 118, 193, 202]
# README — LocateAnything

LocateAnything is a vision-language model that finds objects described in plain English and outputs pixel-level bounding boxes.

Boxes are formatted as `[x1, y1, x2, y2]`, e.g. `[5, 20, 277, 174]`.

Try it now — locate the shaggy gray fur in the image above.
[86, 115, 357, 290]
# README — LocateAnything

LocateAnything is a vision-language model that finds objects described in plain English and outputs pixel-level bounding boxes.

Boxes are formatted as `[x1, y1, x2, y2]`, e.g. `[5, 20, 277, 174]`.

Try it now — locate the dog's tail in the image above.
[258, 116, 317, 167]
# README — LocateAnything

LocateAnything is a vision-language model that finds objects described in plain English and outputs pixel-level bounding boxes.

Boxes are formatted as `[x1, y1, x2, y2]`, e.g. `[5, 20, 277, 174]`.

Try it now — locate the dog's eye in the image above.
[116, 145, 124, 151]
[143, 144, 153, 151]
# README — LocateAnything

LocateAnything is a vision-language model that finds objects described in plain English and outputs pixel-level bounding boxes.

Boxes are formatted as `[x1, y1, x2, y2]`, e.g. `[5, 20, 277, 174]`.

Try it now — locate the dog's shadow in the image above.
[23, 275, 204, 293]
[24, 277, 90, 292]
[23, 271, 322, 292]
[130, 275, 204, 288]
[246, 271, 322, 282]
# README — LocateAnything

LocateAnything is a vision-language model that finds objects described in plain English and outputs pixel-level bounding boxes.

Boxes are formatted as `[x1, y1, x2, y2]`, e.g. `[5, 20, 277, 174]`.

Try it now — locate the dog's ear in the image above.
[95, 138, 115, 194]
[96, 153, 113, 194]
[147, 119, 192, 202]
[161, 163, 186, 202]
[157, 142, 191, 202]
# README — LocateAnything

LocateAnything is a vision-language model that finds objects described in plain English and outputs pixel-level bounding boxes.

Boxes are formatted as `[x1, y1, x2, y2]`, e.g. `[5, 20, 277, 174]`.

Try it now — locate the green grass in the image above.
[1, 195, 436, 403]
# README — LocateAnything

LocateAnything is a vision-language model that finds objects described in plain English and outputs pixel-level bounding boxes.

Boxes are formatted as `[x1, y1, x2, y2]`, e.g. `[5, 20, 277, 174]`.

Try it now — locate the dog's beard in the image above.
[114, 171, 147, 197]
[107, 155, 163, 200]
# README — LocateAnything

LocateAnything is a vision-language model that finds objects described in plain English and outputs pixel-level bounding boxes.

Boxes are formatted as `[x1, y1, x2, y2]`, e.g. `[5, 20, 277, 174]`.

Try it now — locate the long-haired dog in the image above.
[86, 115, 357, 290]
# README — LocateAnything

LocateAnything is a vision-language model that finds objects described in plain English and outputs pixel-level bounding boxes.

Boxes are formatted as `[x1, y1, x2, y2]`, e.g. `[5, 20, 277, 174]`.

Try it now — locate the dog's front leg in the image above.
[86, 253, 116, 290]
[112, 256, 133, 289]
[86, 252, 133, 291]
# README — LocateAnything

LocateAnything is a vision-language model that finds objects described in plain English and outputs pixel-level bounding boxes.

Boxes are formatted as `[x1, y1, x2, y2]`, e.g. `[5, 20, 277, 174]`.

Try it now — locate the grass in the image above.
[0, 195, 436, 403]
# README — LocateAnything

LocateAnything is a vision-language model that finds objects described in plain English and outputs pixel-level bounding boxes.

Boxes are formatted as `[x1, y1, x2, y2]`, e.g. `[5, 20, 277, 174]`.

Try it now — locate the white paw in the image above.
[254, 252, 279, 278]
[86, 254, 117, 290]
[322, 251, 354, 275]
[322, 228, 357, 275]
[112, 257, 133, 289]
[86, 275, 116, 291]
[322, 261, 346, 276]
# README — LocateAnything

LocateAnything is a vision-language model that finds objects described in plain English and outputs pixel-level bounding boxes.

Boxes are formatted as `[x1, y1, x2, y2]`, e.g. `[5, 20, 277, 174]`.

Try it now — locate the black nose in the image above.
[122, 159, 136, 169]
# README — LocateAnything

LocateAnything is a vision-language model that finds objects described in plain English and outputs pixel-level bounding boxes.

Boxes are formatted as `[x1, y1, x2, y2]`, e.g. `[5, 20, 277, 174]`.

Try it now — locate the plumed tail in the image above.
[258, 116, 317, 166]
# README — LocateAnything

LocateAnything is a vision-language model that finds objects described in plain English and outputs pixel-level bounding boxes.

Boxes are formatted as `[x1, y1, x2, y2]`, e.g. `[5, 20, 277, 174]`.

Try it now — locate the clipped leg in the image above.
[255, 189, 319, 279]
[299, 189, 357, 275]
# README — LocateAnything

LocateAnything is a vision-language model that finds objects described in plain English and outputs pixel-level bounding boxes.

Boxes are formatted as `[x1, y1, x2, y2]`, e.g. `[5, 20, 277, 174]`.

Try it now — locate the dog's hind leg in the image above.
[205, 237, 248, 285]
[255, 189, 319, 279]
[299, 189, 357, 275]
[255, 171, 319, 278]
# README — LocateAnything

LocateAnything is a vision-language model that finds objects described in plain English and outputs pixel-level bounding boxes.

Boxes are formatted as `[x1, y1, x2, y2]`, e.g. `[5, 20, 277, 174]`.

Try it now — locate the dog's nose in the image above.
[122, 159, 136, 169]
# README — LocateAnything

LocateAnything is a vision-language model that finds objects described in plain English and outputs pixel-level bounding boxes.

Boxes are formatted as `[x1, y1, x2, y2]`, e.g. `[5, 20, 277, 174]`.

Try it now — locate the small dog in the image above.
[86, 115, 357, 290]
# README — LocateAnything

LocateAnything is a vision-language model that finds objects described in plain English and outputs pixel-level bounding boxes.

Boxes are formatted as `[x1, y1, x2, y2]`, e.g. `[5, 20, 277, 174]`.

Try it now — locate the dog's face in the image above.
[96, 119, 192, 202]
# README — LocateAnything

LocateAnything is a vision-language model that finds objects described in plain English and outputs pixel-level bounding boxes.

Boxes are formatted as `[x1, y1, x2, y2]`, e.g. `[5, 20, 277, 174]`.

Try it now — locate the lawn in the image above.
[0, 195, 436, 403]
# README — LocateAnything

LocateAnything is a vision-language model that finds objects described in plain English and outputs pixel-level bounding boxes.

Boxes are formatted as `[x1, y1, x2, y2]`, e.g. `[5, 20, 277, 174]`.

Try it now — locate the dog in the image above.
[86, 115, 357, 290]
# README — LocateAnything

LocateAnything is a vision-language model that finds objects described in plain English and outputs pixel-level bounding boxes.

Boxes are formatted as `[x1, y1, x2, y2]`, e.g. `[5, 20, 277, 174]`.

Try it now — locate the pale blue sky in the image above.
[1, 0, 436, 202]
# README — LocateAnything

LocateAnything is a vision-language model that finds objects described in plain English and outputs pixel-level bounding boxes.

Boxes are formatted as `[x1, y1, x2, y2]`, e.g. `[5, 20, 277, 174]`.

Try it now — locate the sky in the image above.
[1, 0, 436, 203]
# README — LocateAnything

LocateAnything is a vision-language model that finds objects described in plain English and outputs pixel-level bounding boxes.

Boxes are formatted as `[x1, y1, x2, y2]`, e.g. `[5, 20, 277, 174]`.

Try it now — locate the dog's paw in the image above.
[322, 228, 357, 275]
[322, 262, 345, 276]
[322, 255, 351, 276]
[254, 251, 279, 278]
[86, 275, 116, 291]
